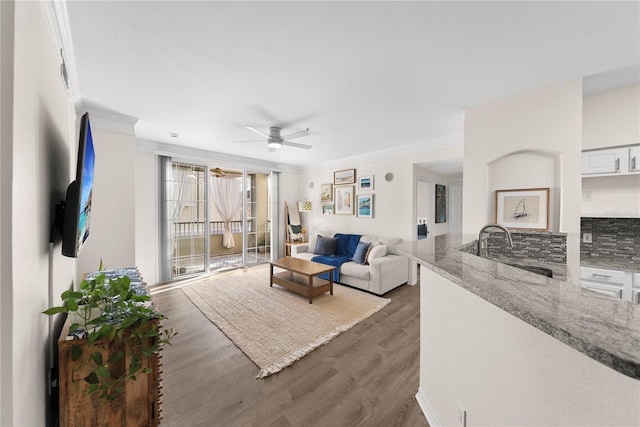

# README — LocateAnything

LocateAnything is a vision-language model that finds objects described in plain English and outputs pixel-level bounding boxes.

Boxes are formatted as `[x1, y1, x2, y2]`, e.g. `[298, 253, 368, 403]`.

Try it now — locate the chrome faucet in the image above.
[477, 224, 514, 256]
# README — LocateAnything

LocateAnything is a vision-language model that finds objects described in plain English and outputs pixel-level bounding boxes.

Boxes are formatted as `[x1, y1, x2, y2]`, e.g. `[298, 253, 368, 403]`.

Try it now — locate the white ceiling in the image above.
[65, 1, 639, 169]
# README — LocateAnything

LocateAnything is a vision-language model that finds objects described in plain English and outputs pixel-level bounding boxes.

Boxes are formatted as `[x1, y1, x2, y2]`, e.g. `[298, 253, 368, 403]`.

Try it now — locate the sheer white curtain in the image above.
[170, 166, 189, 224]
[209, 176, 243, 248]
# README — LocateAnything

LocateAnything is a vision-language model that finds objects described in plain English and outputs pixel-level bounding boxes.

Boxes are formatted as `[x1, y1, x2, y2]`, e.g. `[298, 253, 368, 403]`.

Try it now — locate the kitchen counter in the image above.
[398, 233, 640, 380]
[580, 257, 640, 272]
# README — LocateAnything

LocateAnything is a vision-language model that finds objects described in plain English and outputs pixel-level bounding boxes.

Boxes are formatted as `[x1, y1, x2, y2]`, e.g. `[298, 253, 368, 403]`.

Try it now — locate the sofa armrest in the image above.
[290, 243, 309, 257]
[368, 254, 409, 292]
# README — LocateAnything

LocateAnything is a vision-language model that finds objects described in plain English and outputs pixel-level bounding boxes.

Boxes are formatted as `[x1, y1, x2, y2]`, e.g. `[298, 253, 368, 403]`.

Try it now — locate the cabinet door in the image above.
[581, 148, 627, 175]
[629, 146, 640, 173]
[580, 280, 623, 298]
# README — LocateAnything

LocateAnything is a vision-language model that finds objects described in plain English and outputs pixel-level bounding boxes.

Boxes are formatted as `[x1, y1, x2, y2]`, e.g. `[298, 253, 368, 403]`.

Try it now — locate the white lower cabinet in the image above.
[633, 273, 640, 303]
[579, 266, 637, 302]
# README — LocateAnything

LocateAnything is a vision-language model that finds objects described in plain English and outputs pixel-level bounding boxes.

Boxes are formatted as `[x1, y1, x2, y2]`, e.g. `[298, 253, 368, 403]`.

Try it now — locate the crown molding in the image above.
[302, 134, 465, 173]
[135, 139, 303, 175]
[75, 97, 138, 136]
[42, 0, 79, 98]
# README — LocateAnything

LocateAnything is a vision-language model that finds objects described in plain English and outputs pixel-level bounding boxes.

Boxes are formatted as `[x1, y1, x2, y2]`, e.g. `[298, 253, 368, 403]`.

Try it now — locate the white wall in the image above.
[414, 165, 453, 237]
[77, 127, 136, 280]
[418, 268, 639, 426]
[0, 1, 12, 422]
[135, 151, 158, 284]
[582, 85, 640, 217]
[302, 148, 462, 245]
[463, 79, 583, 278]
[488, 151, 561, 231]
[3, 1, 76, 425]
[583, 85, 639, 150]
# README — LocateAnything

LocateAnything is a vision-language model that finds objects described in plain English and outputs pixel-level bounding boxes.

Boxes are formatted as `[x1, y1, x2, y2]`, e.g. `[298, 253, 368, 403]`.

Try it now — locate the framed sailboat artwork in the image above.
[495, 188, 549, 231]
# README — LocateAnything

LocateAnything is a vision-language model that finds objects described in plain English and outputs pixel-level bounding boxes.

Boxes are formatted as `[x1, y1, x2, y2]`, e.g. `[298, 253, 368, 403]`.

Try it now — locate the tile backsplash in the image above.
[486, 231, 567, 263]
[459, 231, 567, 264]
[581, 217, 640, 267]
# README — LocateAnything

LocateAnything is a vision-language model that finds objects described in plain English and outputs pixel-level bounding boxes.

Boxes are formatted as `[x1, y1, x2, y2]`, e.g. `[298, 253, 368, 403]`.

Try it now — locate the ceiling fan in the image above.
[233, 126, 312, 150]
[211, 167, 226, 177]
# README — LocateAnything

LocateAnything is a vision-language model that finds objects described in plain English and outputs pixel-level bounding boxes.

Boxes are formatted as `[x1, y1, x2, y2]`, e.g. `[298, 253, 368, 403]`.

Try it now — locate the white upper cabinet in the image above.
[582, 144, 640, 176]
[630, 146, 640, 173]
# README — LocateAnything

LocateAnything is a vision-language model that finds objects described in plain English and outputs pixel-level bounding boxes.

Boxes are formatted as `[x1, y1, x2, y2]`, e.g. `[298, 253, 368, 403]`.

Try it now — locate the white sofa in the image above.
[291, 234, 409, 295]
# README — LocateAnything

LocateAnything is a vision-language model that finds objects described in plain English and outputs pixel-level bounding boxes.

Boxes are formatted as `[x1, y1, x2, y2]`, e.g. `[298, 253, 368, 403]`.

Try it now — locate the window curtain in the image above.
[209, 176, 243, 248]
[170, 166, 189, 225]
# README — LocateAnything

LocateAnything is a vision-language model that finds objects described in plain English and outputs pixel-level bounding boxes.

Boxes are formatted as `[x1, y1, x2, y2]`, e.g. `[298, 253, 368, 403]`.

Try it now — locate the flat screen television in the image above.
[62, 113, 95, 257]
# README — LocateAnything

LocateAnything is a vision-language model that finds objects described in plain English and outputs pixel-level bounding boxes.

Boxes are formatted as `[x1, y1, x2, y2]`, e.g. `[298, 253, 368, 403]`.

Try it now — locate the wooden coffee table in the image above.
[269, 257, 336, 304]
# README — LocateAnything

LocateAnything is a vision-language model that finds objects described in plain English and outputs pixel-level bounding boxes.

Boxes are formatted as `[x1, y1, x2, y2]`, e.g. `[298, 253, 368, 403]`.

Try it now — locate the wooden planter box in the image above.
[58, 319, 162, 427]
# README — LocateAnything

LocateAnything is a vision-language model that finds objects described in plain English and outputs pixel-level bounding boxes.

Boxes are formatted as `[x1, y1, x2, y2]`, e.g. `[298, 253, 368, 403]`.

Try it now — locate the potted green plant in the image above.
[44, 270, 175, 401]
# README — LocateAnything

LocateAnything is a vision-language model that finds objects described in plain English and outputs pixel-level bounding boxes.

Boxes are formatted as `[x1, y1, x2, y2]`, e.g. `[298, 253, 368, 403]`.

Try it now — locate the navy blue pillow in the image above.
[313, 235, 338, 256]
[351, 241, 371, 265]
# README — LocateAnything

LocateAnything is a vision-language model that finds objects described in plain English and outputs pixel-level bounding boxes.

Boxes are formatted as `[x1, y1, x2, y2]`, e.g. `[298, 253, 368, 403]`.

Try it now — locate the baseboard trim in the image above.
[415, 387, 440, 427]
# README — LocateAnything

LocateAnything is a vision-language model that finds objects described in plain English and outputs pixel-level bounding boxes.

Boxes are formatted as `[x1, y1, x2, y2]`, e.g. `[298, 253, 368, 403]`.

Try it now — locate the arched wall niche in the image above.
[487, 150, 562, 232]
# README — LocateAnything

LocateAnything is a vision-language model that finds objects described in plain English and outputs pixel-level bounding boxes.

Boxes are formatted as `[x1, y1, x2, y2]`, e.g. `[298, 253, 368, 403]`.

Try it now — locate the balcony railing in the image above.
[173, 220, 245, 237]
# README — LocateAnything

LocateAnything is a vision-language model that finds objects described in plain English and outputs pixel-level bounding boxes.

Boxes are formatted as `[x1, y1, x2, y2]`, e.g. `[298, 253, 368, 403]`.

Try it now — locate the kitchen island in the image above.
[398, 234, 639, 426]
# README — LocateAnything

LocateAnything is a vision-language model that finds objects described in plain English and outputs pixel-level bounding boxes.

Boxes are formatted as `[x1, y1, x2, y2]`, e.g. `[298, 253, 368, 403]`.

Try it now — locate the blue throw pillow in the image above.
[351, 241, 371, 265]
[313, 235, 338, 256]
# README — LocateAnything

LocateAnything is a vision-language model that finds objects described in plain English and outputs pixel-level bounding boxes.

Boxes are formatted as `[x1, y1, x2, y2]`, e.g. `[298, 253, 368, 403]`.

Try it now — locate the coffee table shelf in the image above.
[269, 257, 336, 304]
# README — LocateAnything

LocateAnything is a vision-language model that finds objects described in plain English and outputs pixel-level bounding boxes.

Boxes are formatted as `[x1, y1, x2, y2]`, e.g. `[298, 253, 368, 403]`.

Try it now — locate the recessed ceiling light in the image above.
[169, 132, 179, 138]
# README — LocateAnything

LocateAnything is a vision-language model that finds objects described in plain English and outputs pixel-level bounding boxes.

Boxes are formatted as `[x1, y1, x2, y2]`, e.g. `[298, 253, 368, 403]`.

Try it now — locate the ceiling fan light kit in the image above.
[234, 125, 312, 150]
[267, 139, 283, 149]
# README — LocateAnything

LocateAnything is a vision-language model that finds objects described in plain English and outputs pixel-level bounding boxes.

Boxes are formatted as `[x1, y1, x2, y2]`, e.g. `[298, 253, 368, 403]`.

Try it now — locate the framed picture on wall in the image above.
[435, 184, 447, 223]
[322, 204, 334, 215]
[357, 194, 373, 218]
[334, 185, 354, 215]
[321, 183, 333, 202]
[495, 187, 549, 230]
[334, 169, 356, 185]
[358, 175, 374, 191]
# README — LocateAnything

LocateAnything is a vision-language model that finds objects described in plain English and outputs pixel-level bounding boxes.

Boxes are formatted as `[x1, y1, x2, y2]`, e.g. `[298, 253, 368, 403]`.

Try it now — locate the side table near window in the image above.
[284, 240, 309, 257]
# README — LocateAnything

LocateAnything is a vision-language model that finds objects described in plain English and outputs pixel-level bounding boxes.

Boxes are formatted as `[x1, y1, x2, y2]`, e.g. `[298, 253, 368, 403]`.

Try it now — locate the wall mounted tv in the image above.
[62, 113, 95, 258]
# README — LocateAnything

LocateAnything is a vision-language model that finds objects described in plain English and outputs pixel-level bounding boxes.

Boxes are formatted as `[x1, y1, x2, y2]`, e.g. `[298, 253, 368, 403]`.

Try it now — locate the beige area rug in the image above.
[182, 267, 391, 378]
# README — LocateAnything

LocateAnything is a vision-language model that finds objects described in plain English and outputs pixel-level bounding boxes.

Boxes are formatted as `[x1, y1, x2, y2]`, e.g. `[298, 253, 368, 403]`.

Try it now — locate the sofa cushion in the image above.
[351, 241, 371, 265]
[313, 235, 338, 256]
[340, 261, 370, 280]
[367, 244, 387, 263]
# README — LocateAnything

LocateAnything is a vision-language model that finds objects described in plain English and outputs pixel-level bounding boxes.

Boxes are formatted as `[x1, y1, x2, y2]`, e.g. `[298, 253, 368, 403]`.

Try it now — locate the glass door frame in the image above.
[159, 156, 279, 282]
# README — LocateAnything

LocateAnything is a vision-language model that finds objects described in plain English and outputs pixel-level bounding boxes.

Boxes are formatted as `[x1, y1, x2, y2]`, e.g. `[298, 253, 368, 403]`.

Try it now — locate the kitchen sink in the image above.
[506, 263, 553, 278]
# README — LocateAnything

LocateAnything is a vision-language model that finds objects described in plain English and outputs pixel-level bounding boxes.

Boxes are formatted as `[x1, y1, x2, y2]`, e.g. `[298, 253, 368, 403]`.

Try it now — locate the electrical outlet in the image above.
[583, 232, 592, 243]
[456, 399, 466, 427]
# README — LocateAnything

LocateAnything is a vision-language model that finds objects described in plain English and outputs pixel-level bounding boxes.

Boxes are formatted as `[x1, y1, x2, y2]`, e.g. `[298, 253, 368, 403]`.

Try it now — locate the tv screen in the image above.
[62, 113, 95, 258]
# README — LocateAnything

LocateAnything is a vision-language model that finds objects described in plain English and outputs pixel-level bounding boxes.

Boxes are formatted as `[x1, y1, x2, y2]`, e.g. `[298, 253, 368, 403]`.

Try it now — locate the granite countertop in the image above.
[580, 257, 640, 272]
[397, 234, 640, 380]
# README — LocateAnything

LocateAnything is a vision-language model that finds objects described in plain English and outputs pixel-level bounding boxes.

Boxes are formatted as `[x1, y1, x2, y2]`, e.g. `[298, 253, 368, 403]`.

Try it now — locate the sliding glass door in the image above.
[160, 157, 275, 281]
[167, 162, 208, 277]
[244, 171, 271, 265]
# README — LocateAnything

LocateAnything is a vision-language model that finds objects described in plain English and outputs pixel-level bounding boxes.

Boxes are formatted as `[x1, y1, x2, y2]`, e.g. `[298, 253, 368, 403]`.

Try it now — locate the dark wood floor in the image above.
[152, 268, 429, 427]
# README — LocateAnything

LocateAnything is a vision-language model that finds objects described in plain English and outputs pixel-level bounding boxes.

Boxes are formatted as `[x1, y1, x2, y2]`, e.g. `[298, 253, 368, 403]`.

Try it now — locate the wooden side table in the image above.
[284, 240, 309, 257]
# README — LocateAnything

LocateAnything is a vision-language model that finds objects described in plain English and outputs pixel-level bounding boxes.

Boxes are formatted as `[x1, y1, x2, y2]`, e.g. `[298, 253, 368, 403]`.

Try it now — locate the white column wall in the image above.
[418, 267, 640, 426]
[134, 151, 158, 284]
[5, 1, 76, 425]
[77, 128, 136, 280]
[463, 79, 583, 278]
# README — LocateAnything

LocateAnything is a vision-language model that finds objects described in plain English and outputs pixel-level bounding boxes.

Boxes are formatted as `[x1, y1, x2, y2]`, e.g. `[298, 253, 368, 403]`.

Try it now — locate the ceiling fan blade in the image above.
[281, 129, 309, 140]
[282, 140, 312, 150]
[245, 126, 269, 138]
[232, 139, 265, 143]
